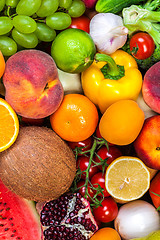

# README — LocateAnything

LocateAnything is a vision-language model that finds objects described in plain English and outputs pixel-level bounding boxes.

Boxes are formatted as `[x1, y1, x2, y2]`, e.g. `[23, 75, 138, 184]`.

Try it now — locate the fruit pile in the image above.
[0, 0, 160, 240]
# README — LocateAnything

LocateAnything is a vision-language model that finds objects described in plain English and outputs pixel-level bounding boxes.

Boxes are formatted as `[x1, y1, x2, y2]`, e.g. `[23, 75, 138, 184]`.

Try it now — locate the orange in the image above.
[99, 99, 145, 145]
[0, 50, 5, 78]
[105, 156, 150, 203]
[90, 227, 121, 240]
[50, 94, 99, 142]
[0, 98, 19, 152]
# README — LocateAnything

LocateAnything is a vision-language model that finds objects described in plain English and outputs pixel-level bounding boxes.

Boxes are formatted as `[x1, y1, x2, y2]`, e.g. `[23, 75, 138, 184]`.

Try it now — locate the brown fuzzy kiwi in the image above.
[0, 126, 76, 202]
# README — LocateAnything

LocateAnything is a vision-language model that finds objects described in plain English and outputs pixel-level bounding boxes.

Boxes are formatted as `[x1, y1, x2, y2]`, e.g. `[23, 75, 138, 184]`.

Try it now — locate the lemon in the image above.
[51, 28, 96, 73]
[105, 156, 150, 203]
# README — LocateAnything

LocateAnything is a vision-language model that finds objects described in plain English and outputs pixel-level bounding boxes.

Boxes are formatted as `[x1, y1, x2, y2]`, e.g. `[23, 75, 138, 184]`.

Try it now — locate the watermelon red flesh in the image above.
[0, 179, 43, 240]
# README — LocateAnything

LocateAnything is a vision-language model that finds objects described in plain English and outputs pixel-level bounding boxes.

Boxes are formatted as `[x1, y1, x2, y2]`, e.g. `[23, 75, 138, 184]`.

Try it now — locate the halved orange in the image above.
[105, 156, 150, 203]
[0, 98, 19, 152]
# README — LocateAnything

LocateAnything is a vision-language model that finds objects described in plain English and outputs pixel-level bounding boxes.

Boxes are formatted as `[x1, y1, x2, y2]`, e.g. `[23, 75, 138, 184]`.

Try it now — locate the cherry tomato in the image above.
[95, 124, 114, 146]
[130, 32, 155, 60]
[94, 145, 122, 171]
[149, 172, 160, 209]
[68, 15, 90, 33]
[91, 172, 110, 197]
[76, 155, 99, 180]
[95, 124, 103, 139]
[77, 180, 94, 202]
[93, 197, 118, 223]
[67, 136, 93, 156]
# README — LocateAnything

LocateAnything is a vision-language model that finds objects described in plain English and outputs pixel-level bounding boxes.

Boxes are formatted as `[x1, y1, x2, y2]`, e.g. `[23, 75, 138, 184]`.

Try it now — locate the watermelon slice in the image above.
[0, 179, 43, 239]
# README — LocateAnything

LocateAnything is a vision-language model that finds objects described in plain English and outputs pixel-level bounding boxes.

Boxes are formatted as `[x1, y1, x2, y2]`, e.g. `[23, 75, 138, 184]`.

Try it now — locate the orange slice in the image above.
[0, 98, 19, 152]
[105, 156, 150, 203]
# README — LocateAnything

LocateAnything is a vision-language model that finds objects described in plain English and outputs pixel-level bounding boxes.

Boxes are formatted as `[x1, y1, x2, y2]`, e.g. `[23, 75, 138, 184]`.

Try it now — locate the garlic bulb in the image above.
[89, 13, 128, 54]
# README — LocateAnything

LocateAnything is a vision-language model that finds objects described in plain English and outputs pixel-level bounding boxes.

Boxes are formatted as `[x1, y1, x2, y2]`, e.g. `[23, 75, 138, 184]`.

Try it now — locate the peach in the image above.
[142, 61, 160, 114]
[3, 49, 64, 119]
[134, 115, 160, 170]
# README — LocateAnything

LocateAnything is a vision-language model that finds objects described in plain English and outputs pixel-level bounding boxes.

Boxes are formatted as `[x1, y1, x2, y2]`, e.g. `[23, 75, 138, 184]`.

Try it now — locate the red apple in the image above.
[142, 61, 160, 114]
[3, 49, 64, 119]
[134, 115, 160, 170]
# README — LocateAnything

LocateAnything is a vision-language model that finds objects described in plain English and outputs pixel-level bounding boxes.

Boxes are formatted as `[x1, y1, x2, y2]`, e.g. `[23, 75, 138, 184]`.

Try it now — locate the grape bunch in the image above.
[0, 0, 86, 56]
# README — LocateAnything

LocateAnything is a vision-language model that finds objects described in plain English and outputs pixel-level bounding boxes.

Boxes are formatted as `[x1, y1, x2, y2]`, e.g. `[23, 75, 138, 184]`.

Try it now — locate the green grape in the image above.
[46, 12, 72, 30]
[0, 17, 13, 35]
[12, 15, 37, 34]
[6, 0, 20, 8]
[0, 36, 17, 56]
[16, 0, 41, 16]
[12, 28, 38, 48]
[35, 23, 56, 42]
[36, 0, 59, 17]
[0, 0, 5, 11]
[59, 0, 72, 9]
[68, 0, 85, 17]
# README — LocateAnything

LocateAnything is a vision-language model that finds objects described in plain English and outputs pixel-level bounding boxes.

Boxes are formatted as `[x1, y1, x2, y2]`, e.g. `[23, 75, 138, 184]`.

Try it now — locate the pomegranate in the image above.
[40, 192, 98, 239]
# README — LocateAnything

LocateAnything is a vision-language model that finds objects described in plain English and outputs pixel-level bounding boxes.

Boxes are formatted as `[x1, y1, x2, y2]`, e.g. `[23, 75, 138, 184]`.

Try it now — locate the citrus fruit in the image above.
[50, 93, 99, 142]
[99, 99, 145, 145]
[51, 28, 96, 73]
[0, 98, 19, 152]
[0, 50, 5, 78]
[105, 156, 150, 203]
[90, 227, 121, 240]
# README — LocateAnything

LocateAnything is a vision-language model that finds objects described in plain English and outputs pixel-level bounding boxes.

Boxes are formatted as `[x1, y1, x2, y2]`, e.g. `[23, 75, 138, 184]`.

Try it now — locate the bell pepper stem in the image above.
[95, 53, 120, 76]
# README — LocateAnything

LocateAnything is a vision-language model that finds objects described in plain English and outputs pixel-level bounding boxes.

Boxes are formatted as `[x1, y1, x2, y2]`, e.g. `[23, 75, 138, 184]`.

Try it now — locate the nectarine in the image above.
[3, 50, 64, 119]
[142, 61, 160, 114]
[134, 115, 160, 170]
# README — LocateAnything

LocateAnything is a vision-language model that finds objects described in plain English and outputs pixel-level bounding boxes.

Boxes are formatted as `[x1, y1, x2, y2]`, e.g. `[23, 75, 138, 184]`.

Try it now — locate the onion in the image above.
[89, 13, 128, 54]
[57, 68, 83, 95]
[114, 200, 160, 239]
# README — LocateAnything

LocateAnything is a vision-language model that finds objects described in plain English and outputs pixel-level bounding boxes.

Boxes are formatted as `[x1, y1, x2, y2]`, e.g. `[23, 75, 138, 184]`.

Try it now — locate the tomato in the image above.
[68, 15, 90, 33]
[76, 155, 99, 179]
[95, 124, 114, 146]
[77, 180, 94, 202]
[149, 172, 160, 209]
[93, 197, 118, 223]
[94, 145, 122, 171]
[130, 32, 155, 60]
[67, 136, 93, 156]
[95, 124, 103, 139]
[91, 172, 110, 197]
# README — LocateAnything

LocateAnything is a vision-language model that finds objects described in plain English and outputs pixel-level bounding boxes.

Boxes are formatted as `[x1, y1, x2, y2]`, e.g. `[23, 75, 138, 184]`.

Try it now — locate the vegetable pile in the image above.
[0, 0, 160, 239]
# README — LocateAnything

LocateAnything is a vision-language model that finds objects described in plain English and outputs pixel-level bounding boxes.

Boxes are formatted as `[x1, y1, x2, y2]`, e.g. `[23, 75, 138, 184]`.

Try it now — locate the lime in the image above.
[51, 28, 96, 73]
